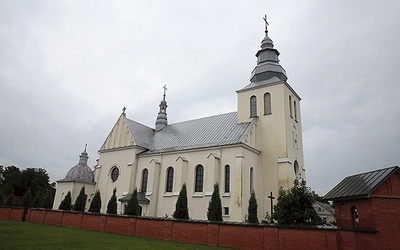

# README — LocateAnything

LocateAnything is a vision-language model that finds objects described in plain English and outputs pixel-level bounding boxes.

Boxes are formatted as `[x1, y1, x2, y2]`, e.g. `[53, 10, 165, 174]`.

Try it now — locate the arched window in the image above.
[250, 167, 254, 192]
[351, 206, 359, 227]
[250, 96, 257, 117]
[224, 165, 230, 193]
[289, 95, 293, 117]
[264, 92, 271, 115]
[141, 168, 148, 193]
[294, 100, 297, 121]
[110, 167, 119, 182]
[195, 165, 204, 192]
[165, 167, 174, 192]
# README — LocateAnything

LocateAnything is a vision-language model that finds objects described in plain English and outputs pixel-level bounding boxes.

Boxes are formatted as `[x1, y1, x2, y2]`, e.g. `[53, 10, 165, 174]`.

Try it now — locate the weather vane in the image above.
[263, 15, 269, 33]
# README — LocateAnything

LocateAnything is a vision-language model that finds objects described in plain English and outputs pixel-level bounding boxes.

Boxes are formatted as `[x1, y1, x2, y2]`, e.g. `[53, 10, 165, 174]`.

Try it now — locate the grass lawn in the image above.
[0, 219, 227, 250]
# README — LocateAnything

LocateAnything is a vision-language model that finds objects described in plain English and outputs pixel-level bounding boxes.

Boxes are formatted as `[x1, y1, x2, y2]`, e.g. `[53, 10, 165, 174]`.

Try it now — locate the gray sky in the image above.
[1, 1, 399, 195]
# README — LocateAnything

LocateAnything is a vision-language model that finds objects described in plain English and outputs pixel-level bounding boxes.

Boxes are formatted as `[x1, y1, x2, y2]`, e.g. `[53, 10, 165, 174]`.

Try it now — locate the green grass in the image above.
[0, 219, 226, 250]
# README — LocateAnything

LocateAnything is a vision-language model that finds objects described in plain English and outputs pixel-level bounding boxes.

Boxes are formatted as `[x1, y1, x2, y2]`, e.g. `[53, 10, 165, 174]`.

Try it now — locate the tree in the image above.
[173, 184, 189, 219]
[41, 191, 54, 209]
[22, 189, 32, 208]
[59, 191, 72, 210]
[0, 166, 22, 196]
[207, 183, 222, 221]
[125, 188, 140, 216]
[106, 188, 117, 214]
[88, 190, 102, 213]
[247, 190, 259, 223]
[73, 186, 87, 212]
[272, 179, 322, 225]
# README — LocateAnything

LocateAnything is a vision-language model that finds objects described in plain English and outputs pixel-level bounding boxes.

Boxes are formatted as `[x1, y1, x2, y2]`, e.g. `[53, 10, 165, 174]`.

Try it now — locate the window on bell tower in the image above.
[264, 92, 271, 115]
[250, 96, 257, 117]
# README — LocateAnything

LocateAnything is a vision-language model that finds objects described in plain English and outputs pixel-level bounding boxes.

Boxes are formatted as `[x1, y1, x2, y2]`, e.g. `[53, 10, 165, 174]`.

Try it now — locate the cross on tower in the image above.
[268, 191, 275, 223]
[263, 15, 269, 33]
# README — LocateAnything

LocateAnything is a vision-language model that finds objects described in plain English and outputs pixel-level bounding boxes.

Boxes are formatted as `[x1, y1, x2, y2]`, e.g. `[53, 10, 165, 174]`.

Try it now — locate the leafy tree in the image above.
[88, 190, 102, 213]
[31, 190, 44, 208]
[5, 189, 14, 206]
[0, 166, 22, 196]
[106, 188, 118, 214]
[41, 190, 54, 209]
[59, 191, 72, 210]
[247, 190, 259, 223]
[173, 184, 189, 219]
[0, 166, 53, 199]
[207, 183, 223, 221]
[73, 186, 87, 212]
[125, 188, 140, 216]
[22, 189, 32, 208]
[272, 179, 322, 225]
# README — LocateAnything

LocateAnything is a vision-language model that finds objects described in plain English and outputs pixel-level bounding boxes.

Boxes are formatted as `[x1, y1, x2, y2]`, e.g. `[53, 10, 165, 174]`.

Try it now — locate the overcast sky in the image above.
[1, 1, 399, 195]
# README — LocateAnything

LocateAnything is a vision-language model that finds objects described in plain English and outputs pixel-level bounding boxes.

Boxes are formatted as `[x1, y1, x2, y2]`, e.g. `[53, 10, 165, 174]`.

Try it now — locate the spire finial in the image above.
[263, 15, 269, 33]
[122, 106, 126, 117]
[84, 144, 87, 152]
[163, 85, 167, 100]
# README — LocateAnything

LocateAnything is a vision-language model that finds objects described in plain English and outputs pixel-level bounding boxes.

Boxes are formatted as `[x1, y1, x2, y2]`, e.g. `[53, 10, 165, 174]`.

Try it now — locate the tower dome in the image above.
[63, 145, 94, 183]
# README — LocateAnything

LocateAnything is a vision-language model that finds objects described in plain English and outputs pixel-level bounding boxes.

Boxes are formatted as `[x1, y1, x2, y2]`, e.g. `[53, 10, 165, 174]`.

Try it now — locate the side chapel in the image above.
[53, 18, 305, 222]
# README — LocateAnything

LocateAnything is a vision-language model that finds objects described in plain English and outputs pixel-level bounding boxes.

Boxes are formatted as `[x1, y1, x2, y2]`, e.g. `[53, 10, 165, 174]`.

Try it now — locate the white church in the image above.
[53, 18, 305, 222]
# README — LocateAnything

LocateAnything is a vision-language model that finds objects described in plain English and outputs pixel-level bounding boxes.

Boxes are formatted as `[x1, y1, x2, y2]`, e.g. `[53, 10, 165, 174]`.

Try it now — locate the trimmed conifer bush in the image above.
[248, 189, 259, 223]
[73, 186, 87, 211]
[59, 191, 72, 210]
[106, 188, 117, 214]
[207, 183, 223, 221]
[32, 190, 44, 208]
[0, 190, 4, 205]
[173, 184, 189, 219]
[22, 189, 32, 208]
[5, 190, 14, 206]
[125, 188, 140, 216]
[41, 191, 53, 209]
[88, 190, 101, 213]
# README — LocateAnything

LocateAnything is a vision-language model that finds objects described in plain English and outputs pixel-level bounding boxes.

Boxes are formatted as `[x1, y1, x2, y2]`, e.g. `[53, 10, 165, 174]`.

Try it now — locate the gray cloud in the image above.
[1, 1, 399, 195]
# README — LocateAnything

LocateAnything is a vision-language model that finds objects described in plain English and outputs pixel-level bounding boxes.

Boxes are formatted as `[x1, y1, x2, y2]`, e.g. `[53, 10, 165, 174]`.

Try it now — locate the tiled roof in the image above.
[125, 112, 255, 154]
[60, 163, 94, 184]
[323, 166, 399, 201]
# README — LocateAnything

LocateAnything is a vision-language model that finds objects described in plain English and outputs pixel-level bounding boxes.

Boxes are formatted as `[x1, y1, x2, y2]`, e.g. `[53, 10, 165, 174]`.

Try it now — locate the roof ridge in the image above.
[166, 111, 238, 127]
[343, 165, 399, 179]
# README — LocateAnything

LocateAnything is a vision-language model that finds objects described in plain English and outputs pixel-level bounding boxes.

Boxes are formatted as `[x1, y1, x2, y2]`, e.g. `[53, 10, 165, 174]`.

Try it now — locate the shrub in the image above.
[207, 183, 223, 221]
[173, 184, 189, 219]
[106, 188, 117, 214]
[88, 190, 101, 213]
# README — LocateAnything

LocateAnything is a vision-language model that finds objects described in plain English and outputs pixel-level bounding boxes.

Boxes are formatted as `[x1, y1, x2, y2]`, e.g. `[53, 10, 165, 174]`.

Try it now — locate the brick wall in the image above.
[0, 207, 384, 250]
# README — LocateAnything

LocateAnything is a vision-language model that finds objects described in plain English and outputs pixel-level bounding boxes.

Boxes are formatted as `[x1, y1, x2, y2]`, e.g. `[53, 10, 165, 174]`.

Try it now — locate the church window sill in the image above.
[192, 193, 204, 198]
[163, 192, 173, 197]
[222, 193, 231, 197]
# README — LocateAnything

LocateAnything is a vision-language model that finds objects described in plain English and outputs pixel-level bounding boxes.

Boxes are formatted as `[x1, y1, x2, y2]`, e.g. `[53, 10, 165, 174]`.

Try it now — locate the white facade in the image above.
[53, 21, 306, 222]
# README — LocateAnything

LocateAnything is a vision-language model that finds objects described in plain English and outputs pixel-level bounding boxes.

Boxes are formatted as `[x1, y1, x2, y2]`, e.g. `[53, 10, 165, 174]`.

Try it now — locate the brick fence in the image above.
[0, 206, 376, 250]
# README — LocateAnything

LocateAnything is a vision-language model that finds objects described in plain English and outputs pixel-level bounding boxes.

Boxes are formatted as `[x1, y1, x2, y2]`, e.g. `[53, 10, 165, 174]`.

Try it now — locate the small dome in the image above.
[62, 145, 94, 183]
[64, 163, 94, 183]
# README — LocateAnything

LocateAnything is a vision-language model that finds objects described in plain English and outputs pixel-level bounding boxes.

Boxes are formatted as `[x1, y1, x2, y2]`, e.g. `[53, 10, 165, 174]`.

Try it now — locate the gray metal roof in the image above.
[125, 118, 154, 149]
[323, 166, 399, 201]
[125, 112, 255, 154]
[238, 76, 282, 92]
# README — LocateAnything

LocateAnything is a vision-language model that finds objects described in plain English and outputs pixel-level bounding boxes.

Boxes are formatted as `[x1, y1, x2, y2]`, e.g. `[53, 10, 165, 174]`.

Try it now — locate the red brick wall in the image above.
[0, 207, 11, 219]
[0, 207, 391, 250]
[82, 213, 107, 232]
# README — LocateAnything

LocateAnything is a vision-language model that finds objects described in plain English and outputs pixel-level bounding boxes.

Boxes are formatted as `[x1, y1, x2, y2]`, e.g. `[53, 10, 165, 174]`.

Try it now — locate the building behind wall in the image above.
[53, 18, 305, 222]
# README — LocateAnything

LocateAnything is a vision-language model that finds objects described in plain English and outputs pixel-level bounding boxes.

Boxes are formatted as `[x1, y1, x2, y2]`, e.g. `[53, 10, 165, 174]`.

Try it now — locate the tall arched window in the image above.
[289, 95, 293, 117]
[195, 165, 204, 192]
[264, 92, 271, 115]
[224, 165, 230, 193]
[250, 96, 257, 117]
[250, 167, 254, 192]
[141, 168, 148, 193]
[165, 167, 174, 192]
[294, 100, 297, 121]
